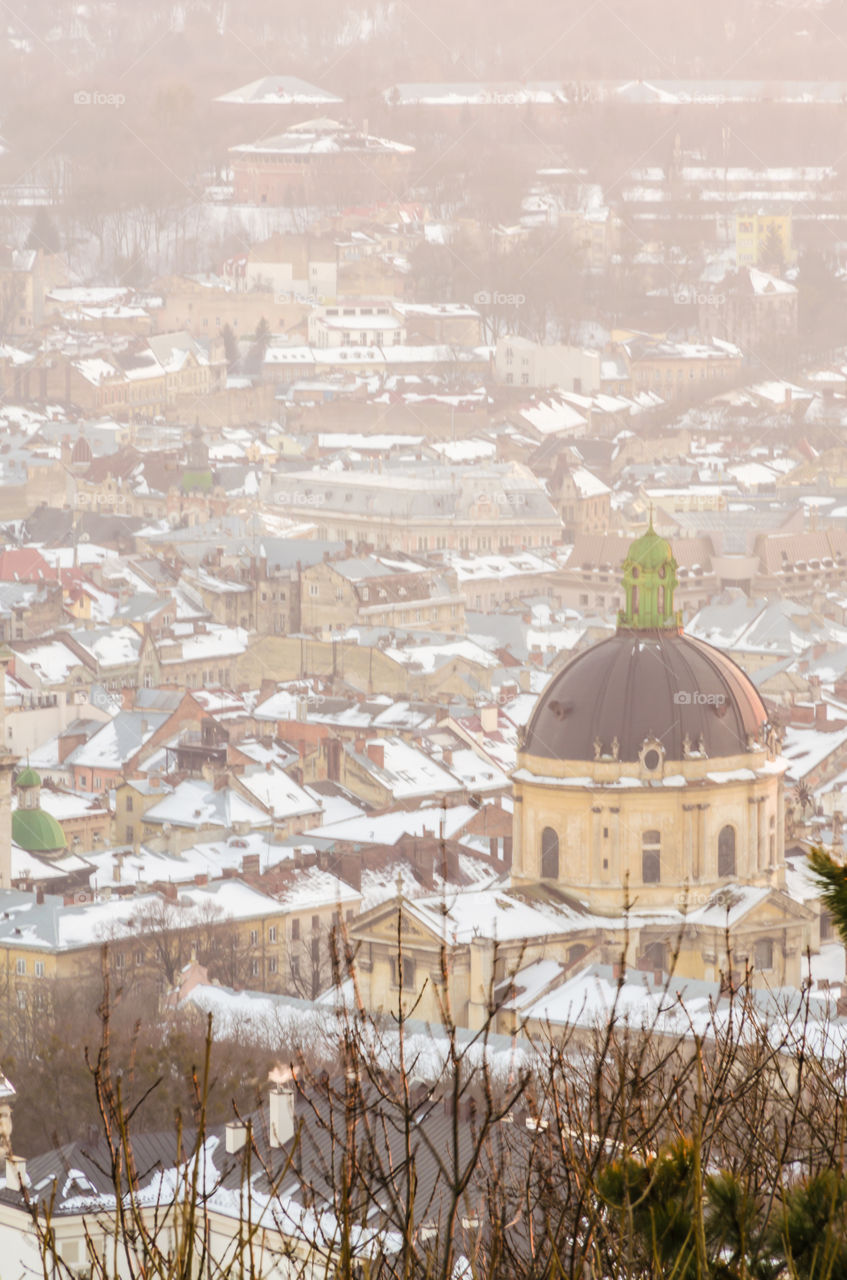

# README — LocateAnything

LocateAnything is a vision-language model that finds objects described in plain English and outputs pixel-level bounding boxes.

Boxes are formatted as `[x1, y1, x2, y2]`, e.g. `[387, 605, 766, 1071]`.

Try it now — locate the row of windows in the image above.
[77, 773, 106, 791]
[540, 824, 743, 883]
[311, 527, 551, 553]
[636, 936, 775, 975]
[99, 920, 338, 970]
[325, 308, 391, 317]
[183, 669, 231, 689]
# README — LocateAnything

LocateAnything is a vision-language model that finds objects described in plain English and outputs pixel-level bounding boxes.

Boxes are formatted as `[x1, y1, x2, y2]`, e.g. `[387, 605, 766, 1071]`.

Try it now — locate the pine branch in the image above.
[807, 846, 847, 945]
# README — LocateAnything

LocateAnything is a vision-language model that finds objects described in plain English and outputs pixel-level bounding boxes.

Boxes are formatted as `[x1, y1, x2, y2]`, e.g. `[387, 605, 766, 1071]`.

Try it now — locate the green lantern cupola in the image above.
[617, 518, 682, 631]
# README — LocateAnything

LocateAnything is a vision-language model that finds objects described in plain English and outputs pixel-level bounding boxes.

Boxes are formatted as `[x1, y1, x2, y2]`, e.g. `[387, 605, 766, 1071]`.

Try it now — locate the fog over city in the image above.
[3, 1, 847, 1275]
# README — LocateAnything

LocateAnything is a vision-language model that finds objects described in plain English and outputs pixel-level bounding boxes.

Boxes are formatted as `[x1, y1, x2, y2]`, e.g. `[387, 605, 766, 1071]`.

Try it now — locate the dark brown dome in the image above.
[524, 629, 767, 764]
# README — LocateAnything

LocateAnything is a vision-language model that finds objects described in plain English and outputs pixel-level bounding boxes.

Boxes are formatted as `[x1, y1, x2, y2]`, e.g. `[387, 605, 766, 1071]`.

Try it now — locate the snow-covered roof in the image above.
[143, 778, 271, 831]
[215, 76, 344, 106]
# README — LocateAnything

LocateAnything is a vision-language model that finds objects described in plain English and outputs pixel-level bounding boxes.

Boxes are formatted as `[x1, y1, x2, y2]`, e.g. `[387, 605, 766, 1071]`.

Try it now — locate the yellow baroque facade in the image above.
[514, 524, 815, 987]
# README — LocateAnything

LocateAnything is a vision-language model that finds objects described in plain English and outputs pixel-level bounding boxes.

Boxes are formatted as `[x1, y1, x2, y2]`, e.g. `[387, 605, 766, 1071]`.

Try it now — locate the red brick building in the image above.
[230, 119, 414, 205]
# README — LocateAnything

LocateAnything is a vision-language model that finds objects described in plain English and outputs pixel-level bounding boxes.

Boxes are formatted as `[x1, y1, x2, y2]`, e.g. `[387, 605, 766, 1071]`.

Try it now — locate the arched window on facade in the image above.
[541, 827, 559, 879]
[718, 825, 736, 878]
[642, 830, 661, 884]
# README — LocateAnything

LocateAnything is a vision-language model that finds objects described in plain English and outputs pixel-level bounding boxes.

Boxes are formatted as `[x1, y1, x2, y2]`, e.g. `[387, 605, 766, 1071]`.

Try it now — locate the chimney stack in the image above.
[366, 741, 385, 769]
[242, 853, 260, 878]
[269, 1080, 295, 1148]
[6, 1156, 26, 1191]
[479, 704, 499, 734]
[225, 1120, 250, 1154]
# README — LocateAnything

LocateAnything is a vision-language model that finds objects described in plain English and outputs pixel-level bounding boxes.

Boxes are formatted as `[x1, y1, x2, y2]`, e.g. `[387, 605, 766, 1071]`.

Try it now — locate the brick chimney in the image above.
[366, 741, 385, 769]
[58, 730, 87, 764]
[242, 853, 260, 877]
[338, 850, 362, 892]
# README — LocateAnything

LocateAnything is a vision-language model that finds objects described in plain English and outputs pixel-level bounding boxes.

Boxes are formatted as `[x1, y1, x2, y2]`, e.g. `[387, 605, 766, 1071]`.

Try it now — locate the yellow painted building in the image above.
[735, 211, 795, 268]
[0, 880, 295, 998]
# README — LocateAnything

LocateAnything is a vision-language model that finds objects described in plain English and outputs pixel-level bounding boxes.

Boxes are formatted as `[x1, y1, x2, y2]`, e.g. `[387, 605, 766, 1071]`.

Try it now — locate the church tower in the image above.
[511, 529, 815, 986]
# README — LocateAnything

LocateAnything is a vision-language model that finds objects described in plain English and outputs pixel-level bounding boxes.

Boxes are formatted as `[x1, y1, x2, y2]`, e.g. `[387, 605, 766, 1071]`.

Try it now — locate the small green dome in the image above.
[15, 767, 41, 790]
[625, 525, 674, 572]
[12, 807, 67, 854]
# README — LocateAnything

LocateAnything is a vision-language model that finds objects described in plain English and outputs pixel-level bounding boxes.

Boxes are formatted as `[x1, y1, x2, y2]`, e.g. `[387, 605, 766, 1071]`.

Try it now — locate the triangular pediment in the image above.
[706, 886, 815, 929]
[350, 898, 445, 947]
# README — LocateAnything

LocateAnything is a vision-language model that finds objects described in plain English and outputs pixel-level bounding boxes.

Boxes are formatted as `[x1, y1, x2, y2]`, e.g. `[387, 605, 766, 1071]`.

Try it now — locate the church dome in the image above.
[625, 524, 673, 572]
[524, 523, 768, 764]
[12, 767, 68, 854]
[12, 807, 67, 854]
[15, 766, 41, 790]
[523, 629, 767, 764]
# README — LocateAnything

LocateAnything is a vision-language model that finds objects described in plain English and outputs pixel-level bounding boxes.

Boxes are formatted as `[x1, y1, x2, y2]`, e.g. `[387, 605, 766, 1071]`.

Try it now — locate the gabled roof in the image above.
[81, 445, 143, 484]
[215, 76, 343, 106]
[0, 548, 55, 582]
[62, 710, 169, 772]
